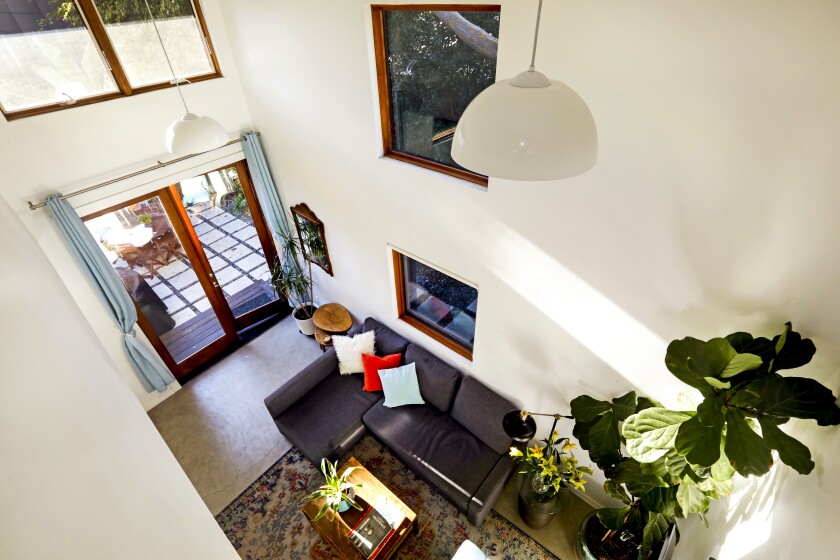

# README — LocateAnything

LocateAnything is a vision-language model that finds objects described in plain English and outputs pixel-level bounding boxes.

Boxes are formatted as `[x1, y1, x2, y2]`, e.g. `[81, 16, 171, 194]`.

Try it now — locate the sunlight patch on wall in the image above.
[482, 220, 688, 406]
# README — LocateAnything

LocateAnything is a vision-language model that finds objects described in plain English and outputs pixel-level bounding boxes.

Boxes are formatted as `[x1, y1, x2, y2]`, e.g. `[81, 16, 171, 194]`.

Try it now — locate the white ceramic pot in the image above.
[294, 303, 317, 336]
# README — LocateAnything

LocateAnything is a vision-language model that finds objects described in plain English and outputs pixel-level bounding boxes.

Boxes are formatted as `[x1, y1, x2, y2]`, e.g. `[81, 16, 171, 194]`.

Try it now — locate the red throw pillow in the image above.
[361, 353, 402, 392]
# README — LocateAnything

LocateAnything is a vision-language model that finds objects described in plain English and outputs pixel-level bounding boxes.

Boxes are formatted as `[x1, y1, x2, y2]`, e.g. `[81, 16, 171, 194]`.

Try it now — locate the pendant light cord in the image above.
[529, 0, 544, 69]
[143, 0, 189, 114]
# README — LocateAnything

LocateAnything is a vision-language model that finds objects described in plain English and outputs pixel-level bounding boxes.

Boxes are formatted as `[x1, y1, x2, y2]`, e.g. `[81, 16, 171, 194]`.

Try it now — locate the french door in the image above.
[84, 160, 286, 380]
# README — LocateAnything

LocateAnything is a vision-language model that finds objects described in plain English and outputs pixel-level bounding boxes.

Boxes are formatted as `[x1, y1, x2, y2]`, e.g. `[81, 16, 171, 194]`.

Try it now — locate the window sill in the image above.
[382, 151, 488, 188]
[397, 313, 474, 361]
[2, 72, 223, 122]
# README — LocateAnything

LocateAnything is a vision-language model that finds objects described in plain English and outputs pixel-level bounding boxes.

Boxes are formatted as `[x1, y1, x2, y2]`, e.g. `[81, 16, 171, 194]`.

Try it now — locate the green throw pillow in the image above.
[378, 362, 425, 408]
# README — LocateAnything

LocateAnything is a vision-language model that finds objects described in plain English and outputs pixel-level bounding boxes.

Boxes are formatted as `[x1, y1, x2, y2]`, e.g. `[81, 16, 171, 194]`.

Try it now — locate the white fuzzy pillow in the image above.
[333, 330, 375, 375]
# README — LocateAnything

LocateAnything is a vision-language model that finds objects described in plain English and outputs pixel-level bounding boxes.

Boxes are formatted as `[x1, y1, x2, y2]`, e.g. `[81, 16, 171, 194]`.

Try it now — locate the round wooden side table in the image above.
[312, 303, 352, 352]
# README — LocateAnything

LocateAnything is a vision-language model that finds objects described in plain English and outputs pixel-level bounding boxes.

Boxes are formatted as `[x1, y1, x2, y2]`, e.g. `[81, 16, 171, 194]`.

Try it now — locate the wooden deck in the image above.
[160, 282, 275, 363]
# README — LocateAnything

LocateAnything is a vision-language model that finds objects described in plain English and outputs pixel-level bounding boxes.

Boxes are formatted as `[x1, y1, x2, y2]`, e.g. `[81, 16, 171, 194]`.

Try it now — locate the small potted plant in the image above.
[509, 430, 592, 529]
[270, 226, 316, 335]
[570, 322, 840, 559]
[302, 459, 363, 521]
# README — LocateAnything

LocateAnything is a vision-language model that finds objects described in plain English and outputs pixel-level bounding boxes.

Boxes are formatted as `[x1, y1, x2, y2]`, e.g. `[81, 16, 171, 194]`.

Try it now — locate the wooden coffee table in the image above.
[302, 457, 416, 559]
[312, 303, 352, 352]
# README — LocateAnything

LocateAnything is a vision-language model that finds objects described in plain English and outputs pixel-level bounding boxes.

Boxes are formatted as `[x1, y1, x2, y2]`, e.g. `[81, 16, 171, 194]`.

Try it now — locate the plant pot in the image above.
[517, 473, 571, 529]
[337, 487, 355, 514]
[294, 303, 317, 335]
[576, 510, 643, 560]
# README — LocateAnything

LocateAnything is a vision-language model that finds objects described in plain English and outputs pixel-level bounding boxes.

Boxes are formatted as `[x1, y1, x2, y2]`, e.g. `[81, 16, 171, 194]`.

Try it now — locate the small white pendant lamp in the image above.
[451, 0, 597, 181]
[143, 0, 228, 155]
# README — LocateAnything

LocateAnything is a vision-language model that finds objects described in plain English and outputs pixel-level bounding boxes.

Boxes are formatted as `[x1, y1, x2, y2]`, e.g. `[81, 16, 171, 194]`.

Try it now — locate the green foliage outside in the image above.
[41, 0, 193, 29]
[384, 10, 498, 168]
[385, 10, 498, 123]
[219, 167, 250, 221]
[571, 322, 840, 554]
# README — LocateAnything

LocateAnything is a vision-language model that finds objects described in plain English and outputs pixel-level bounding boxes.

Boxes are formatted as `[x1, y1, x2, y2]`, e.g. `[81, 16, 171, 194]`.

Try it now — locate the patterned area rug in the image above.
[216, 436, 559, 560]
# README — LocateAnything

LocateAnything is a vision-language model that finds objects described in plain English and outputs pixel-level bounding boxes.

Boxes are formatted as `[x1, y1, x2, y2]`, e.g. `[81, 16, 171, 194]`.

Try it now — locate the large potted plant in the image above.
[270, 226, 316, 335]
[570, 322, 840, 559]
[509, 430, 592, 529]
[302, 459, 363, 521]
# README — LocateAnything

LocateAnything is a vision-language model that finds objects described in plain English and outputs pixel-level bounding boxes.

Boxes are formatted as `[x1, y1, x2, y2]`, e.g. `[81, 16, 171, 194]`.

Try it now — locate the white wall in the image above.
[0, 0, 254, 410]
[218, 0, 840, 558]
[0, 195, 239, 560]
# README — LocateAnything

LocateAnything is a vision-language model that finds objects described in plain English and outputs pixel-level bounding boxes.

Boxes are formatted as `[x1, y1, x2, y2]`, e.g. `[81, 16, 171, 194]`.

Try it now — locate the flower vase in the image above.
[517, 472, 570, 529]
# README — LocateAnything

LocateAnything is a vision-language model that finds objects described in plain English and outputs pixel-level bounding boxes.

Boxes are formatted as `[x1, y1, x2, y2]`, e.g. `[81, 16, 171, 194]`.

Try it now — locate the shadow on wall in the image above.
[682, 415, 840, 560]
[682, 465, 782, 559]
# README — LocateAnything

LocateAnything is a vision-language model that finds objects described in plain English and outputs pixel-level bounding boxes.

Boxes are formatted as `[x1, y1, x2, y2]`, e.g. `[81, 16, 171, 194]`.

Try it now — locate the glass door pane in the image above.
[85, 195, 227, 364]
[175, 164, 279, 320]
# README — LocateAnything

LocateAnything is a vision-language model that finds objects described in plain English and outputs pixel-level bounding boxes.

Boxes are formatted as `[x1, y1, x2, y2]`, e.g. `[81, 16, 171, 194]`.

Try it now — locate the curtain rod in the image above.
[27, 133, 258, 211]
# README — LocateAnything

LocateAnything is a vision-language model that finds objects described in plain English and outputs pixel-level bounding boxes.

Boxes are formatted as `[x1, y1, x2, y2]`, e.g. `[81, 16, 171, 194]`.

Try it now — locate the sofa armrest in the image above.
[264, 349, 338, 419]
[467, 454, 516, 526]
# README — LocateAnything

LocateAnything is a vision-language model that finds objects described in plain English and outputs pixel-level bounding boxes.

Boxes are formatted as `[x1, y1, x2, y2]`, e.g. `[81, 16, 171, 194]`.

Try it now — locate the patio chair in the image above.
[153, 227, 185, 265]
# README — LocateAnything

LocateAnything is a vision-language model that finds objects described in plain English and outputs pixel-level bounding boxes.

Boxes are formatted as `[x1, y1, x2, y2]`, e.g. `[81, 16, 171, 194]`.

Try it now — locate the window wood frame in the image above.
[1, 0, 222, 121]
[371, 4, 500, 188]
[391, 248, 475, 360]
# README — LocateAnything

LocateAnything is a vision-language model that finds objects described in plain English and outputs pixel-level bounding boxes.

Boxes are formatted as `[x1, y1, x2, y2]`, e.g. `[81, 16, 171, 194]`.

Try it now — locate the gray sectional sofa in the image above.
[264, 317, 517, 525]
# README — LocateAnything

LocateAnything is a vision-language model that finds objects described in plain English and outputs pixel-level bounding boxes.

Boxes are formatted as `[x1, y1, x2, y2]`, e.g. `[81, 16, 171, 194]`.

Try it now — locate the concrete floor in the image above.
[149, 315, 592, 556]
[149, 315, 323, 514]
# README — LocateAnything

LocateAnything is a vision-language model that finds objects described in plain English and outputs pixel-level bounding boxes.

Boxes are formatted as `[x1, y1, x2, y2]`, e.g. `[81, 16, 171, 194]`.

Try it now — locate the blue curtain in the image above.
[242, 131, 296, 271]
[46, 195, 176, 393]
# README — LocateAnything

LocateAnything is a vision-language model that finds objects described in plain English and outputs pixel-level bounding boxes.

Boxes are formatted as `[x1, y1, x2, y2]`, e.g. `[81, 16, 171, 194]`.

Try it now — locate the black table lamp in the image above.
[502, 410, 573, 444]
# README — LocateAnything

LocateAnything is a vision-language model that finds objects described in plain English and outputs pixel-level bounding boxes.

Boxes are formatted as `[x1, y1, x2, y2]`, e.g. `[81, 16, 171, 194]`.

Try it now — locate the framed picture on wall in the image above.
[290, 203, 333, 276]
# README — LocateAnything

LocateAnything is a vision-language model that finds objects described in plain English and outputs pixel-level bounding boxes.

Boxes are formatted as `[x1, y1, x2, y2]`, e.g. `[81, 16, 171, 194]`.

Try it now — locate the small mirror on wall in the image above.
[290, 203, 333, 276]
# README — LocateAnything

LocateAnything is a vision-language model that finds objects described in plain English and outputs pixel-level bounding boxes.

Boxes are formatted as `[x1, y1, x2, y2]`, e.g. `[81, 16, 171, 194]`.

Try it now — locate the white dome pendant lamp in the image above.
[451, 0, 597, 181]
[143, 0, 228, 155]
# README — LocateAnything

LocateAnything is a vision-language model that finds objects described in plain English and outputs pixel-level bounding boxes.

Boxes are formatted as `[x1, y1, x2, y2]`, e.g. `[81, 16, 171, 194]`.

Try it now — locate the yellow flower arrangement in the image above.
[509, 430, 592, 495]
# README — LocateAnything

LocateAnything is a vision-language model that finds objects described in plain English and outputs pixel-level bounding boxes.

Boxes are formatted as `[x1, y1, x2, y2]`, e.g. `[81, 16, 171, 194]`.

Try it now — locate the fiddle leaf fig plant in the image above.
[571, 322, 840, 556]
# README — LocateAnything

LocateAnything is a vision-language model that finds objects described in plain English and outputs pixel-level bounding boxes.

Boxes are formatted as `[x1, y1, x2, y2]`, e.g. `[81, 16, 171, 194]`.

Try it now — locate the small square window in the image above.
[392, 249, 478, 359]
[372, 5, 501, 186]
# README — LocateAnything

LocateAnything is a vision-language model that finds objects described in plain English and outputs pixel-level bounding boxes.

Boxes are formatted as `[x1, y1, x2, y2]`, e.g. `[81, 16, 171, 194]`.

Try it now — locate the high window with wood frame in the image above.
[391, 248, 478, 360]
[371, 5, 500, 186]
[0, 0, 220, 120]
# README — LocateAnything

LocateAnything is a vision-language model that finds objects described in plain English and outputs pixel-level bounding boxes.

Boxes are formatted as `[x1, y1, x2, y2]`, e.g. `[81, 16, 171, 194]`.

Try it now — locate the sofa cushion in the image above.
[451, 377, 516, 455]
[362, 318, 410, 357]
[334, 330, 375, 375]
[362, 352, 401, 392]
[405, 344, 461, 412]
[379, 363, 425, 408]
[363, 401, 501, 511]
[275, 373, 379, 463]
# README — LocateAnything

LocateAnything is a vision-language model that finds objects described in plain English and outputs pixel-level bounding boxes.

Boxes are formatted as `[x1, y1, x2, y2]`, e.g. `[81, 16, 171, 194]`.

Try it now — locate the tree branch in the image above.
[433, 11, 498, 60]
